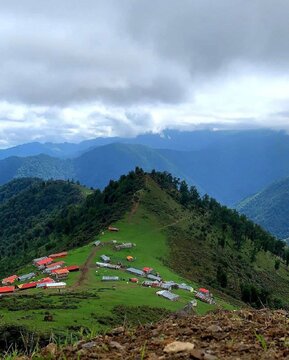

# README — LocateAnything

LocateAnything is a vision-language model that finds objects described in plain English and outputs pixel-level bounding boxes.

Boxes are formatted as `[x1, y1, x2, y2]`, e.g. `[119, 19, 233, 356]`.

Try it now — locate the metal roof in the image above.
[156, 290, 179, 301]
[126, 268, 145, 276]
[102, 276, 119, 281]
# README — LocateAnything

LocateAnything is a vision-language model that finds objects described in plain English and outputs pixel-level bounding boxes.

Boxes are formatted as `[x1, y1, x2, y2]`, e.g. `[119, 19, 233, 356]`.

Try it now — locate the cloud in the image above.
[1, 1, 289, 146]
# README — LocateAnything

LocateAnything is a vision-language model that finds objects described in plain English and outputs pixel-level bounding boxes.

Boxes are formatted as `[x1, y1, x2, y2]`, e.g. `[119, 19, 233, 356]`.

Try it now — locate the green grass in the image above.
[0, 183, 235, 338]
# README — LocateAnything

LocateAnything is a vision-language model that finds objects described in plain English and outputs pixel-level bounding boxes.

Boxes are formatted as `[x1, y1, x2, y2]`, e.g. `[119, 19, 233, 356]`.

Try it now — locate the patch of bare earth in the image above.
[49, 309, 289, 359]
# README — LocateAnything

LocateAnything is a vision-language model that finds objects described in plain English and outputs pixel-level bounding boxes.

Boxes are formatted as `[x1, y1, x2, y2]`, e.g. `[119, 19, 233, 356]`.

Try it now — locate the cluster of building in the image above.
[0, 251, 80, 295]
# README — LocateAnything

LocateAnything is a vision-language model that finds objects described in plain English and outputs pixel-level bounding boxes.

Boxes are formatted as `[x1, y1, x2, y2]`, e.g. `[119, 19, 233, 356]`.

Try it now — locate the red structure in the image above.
[2, 275, 18, 285]
[49, 252, 68, 259]
[36, 258, 53, 267]
[64, 265, 80, 272]
[0, 286, 15, 293]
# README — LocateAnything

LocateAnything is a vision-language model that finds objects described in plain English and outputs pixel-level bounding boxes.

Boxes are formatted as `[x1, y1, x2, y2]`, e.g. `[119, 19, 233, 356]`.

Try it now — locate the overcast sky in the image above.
[1, 0, 289, 147]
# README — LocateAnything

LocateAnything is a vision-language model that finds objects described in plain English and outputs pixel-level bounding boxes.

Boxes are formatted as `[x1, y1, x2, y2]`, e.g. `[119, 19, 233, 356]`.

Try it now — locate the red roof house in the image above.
[143, 267, 153, 274]
[49, 252, 68, 259]
[36, 258, 53, 267]
[46, 261, 65, 269]
[38, 277, 54, 284]
[0, 286, 15, 293]
[2, 275, 18, 285]
[18, 282, 38, 290]
[64, 265, 80, 272]
[199, 288, 209, 294]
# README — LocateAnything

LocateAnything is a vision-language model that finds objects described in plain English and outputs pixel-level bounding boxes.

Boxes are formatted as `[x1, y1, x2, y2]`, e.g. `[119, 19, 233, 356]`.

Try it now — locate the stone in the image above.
[109, 341, 125, 351]
[41, 343, 57, 357]
[82, 341, 97, 349]
[163, 341, 195, 353]
[207, 324, 222, 333]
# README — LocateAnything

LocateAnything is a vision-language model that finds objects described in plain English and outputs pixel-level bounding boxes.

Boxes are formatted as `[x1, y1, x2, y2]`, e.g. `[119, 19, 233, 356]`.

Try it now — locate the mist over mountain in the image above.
[0, 130, 289, 206]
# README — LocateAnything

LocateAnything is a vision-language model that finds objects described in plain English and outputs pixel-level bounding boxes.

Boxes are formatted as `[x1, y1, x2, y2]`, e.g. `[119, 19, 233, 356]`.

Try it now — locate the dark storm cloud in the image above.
[1, 0, 289, 107]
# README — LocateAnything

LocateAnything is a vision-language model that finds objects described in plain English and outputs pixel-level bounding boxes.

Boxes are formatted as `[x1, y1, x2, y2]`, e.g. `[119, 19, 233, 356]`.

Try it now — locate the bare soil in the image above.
[51, 309, 289, 359]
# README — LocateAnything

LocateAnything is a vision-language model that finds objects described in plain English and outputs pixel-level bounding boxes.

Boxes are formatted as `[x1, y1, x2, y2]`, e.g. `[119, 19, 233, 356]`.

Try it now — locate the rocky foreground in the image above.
[44, 309, 289, 359]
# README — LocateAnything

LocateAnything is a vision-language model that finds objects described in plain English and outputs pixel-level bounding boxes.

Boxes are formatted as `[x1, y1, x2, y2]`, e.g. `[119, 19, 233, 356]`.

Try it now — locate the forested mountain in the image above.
[237, 177, 289, 239]
[1, 170, 288, 309]
[0, 179, 85, 273]
[1, 133, 289, 206]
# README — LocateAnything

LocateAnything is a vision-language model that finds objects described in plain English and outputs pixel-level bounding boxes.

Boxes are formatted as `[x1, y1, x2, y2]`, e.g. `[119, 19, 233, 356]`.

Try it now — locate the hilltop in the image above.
[0, 169, 288, 355]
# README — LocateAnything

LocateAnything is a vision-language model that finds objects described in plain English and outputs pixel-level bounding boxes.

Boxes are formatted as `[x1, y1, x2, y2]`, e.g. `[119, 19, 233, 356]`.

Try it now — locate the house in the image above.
[126, 267, 145, 277]
[46, 261, 65, 269]
[2, 275, 18, 285]
[195, 288, 216, 305]
[156, 290, 179, 301]
[49, 252, 68, 259]
[160, 281, 178, 290]
[65, 265, 80, 272]
[35, 257, 53, 268]
[96, 262, 120, 270]
[108, 226, 119, 232]
[51, 268, 69, 279]
[100, 255, 110, 263]
[18, 282, 38, 290]
[0, 286, 15, 294]
[146, 274, 161, 282]
[43, 265, 62, 273]
[115, 243, 135, 250]
[178, 283, 193, 292]
[94, 240, 101, 247]
[129, 278, 138, 283]
[143, 267, 153, 274]
[33, 256, 47, 264]
[18, 273, 36, 282]
[142, 281, 159, 288]
[36, 277, 55, 288]
[44, 282, 67, 289]
[101, 276, 119, 281]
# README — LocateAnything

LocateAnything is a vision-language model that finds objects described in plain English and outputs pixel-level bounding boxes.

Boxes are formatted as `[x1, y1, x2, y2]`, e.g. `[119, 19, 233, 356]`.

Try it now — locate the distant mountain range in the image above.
[1, 129, 289, 206]
[237, 177, 289, 240]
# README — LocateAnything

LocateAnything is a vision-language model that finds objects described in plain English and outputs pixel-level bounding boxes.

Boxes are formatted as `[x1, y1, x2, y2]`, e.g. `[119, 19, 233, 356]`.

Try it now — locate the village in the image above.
[0, 226, 216, 307]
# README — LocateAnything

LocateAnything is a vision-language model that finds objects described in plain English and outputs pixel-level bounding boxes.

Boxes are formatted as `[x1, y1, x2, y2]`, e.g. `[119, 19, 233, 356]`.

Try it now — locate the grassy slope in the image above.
[0, 180, 234, 337]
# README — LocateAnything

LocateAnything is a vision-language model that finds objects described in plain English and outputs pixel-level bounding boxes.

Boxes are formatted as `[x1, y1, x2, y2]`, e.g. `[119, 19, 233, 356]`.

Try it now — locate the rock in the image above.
[81, 341, 97, 349]
[110, 326, 125, 335]
[204, 353, 218, 360]
[41, 343, 57, 357]
[109, 341, 125, 351]
[163, 341, 195, 353]
[207, 324, 222, 333]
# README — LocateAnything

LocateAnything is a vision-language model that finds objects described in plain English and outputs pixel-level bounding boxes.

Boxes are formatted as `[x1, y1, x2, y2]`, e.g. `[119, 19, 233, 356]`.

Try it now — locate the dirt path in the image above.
[73, 246, 99, 288]
[128, 200, 139, 223]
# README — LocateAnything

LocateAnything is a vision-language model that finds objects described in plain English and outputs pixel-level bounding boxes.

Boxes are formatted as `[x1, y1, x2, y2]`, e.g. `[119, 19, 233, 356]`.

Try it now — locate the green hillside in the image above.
[0, 169, 288, 351]
[237, 177, 289, 239]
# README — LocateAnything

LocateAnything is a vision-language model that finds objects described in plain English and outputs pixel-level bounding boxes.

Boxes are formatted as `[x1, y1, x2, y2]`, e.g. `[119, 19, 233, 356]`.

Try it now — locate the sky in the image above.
[1, 0, 289, 147]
